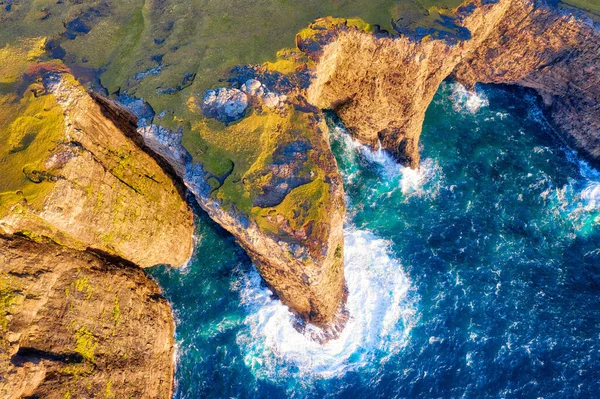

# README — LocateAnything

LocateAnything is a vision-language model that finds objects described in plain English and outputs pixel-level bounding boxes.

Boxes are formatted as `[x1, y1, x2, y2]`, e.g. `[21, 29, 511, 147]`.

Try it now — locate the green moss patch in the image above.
[74, 326, 98, 363]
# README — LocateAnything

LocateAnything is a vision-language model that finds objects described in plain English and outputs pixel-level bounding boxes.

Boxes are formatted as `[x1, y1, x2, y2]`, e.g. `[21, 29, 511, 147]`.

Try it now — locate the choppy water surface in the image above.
[149, 82, 600, 398]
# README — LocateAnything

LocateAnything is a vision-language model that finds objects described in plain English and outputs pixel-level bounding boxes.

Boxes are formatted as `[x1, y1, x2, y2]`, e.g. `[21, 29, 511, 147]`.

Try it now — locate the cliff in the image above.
[0, 42, 193, 398]
[0, 47, 194, 267]
[302, 0, 600, 169]
[453, 0, 600, 164]
[0, 234, 174, 399]
[139, 86, 347, 332]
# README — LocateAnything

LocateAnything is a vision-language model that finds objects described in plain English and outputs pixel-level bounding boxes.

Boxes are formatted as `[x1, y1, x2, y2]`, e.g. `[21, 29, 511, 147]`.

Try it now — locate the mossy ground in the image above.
[0, 40, 66, 217]
[2, 0, 596, 239]
[559, 0, 600, 20]
[191, 106, 325, 216]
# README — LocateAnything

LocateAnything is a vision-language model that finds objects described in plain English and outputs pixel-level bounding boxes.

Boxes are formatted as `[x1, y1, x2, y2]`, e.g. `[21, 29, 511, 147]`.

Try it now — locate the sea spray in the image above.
[235, 228, 418, 381]
[449, 82, 489, 114]
[329, 124, 440, 199]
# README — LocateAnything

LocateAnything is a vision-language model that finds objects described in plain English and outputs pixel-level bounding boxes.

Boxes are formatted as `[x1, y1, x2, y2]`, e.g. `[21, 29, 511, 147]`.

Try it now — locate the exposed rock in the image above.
[140, 98, 347, 331]
[0, 72, 194, 268]
[201, 88, 249, 123]
[301, 0, 600, 168]
[240, 79, 288, 108]
[452, 0, 600, 164]
[301, 1, 514, 168]
[0, 234, 174, 399]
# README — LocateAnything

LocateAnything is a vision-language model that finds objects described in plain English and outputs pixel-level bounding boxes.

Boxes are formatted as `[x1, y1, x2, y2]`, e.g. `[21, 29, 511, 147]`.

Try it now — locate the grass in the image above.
[0, 38, 46, 84]
[0, 0, 473, 235]
[253, 178, 330, 236]
[0, 85, 65, 217]
[559, 0, 600, 21]
[0, 38, 69, 217]
[189, 106, 321, 213]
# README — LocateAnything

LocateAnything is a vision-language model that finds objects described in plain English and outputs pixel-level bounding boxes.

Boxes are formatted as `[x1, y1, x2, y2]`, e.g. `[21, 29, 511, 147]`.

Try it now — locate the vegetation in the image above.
[0, 275, 16, 332]
[112, 295, 121, 327]
[74, 326, 98, 363]
[560, 0, 600, 21]
[253, 178, 330, 237]
[0, 39, 66, 218]
[2, 0, 596, 241]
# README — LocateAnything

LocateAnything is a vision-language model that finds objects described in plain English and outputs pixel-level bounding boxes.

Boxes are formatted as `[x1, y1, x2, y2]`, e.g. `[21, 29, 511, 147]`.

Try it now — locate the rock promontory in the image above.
[0, 53, 194, 267]
[0, 41, 194, 398]
[301, 0, 600, 169]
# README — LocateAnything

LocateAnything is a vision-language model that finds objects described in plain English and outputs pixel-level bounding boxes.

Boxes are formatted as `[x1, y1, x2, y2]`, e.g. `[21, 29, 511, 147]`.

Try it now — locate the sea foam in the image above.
[235, 228, 418, 381]
[331, 125, 439, 198]
[450, 82, 489, 114]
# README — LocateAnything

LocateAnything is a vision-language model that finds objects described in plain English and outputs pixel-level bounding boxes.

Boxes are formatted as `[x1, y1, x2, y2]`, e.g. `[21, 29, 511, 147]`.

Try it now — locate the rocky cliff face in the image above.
[1, 48, 193, 398]
[303, 0, 600, 169]
[139, 88, 347, 332]
[0, 70, 194, 268]
[0, 234, 174, 399]
[453, 0, 600, 164]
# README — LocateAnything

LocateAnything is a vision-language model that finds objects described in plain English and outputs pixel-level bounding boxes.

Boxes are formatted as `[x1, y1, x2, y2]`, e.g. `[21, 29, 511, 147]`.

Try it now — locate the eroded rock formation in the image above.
[0, 72, 194, 268]
[453, 0, 600, 164]
[0, 234, 174, 399]
[1, 49, 193, 398]
[302, 0, 600, 169]
[139, 86, 347, 331]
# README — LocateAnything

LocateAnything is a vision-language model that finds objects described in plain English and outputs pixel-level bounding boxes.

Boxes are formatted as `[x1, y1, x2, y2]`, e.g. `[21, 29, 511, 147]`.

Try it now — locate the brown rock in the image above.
[303, 0, 600, 168]
[0, 234, 174, 399]
[0, 73, 194, 267]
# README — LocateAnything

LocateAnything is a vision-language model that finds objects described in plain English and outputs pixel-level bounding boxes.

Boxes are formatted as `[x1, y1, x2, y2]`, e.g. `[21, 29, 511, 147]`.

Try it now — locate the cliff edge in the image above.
[302, 0, 600, 169]
[0, 41, 194, 398]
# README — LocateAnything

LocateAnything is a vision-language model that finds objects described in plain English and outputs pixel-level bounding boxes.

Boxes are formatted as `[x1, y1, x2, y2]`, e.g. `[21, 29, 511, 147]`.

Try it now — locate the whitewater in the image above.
[149, 81, 600, 398]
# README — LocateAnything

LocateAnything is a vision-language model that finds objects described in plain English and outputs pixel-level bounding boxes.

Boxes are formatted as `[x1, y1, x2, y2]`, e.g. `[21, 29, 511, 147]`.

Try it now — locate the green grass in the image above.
[0, 0, 476, 234]
[253, 178, 331, 237]
[191, 106, 323, 214]
[559, 0, 600, 20]
[0, 83, 66, 216]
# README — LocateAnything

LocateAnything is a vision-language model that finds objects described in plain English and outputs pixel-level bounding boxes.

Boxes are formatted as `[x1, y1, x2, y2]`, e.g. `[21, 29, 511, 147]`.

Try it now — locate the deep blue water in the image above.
[148, 82, 600, 398]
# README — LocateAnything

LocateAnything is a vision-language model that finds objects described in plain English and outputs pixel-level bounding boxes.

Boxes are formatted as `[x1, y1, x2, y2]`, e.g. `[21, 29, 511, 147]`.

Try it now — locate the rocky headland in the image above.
[299, 0, 600, 169]
[1, 0, 600, 396]
[0, 43, 193, 398]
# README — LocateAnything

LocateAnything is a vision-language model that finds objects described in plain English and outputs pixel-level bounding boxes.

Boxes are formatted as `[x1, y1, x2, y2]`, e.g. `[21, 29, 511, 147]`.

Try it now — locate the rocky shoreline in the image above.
[302, 0, 600, 170]
[1, 0, 600, 397]
[0, 56, 193, 398]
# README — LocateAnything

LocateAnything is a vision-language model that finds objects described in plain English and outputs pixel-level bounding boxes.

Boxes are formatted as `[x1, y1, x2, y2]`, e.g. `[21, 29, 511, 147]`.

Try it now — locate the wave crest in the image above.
[235, 229, 418, 381]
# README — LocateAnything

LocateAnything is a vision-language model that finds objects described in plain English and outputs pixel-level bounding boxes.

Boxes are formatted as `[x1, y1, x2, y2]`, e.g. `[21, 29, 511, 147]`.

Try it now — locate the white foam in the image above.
[449, 82, 489, 114]
[331, 125, 438, 197]
[235, 228, 418, 381]
[577, 158, 600, 207]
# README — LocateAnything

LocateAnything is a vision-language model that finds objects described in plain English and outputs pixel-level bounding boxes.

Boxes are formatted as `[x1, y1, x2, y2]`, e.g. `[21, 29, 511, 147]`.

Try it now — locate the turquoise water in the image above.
[148, 82, 600, 398]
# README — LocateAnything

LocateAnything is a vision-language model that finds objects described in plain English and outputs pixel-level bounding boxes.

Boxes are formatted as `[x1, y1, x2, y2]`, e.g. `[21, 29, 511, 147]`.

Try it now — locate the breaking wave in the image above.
[449, 82, 490, 114]
[329, 124, 440, 198]
[235, 228, 418, 381]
